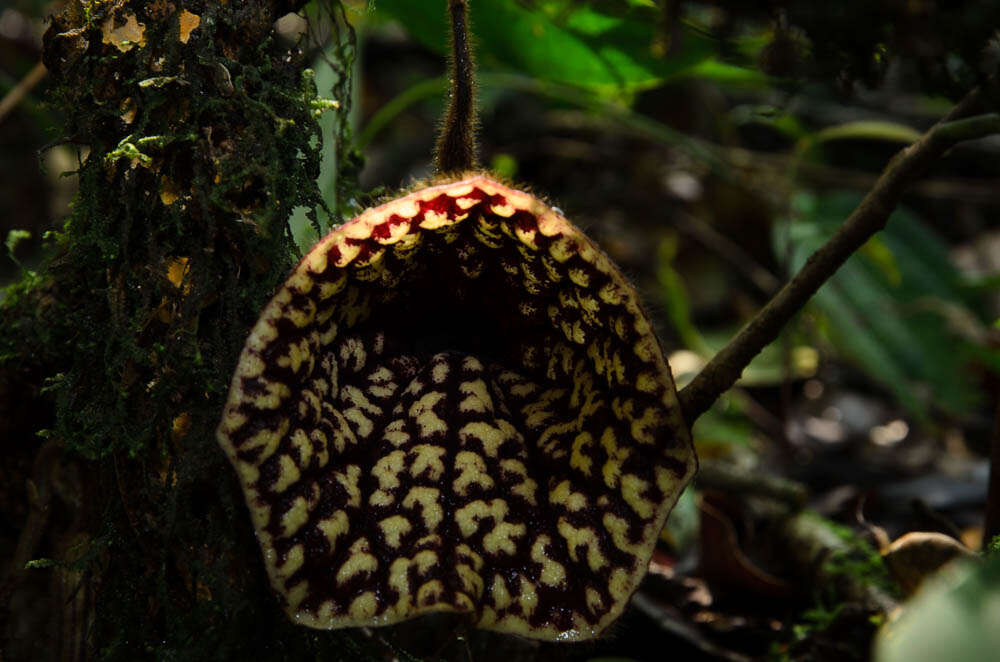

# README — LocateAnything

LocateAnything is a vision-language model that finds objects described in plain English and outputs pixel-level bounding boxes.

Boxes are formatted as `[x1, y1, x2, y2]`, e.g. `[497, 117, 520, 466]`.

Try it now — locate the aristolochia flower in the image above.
[217, 174, 696, 640]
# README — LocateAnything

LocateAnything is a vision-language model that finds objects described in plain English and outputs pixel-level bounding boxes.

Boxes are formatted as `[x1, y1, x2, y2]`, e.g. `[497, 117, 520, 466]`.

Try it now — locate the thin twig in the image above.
[0, 61, 46, 124]
[677, 97, 1000, 422]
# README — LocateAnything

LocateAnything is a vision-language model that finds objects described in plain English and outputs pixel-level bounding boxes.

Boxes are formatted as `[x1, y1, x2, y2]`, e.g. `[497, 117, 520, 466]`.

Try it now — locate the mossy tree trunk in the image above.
[0, 1, 367, 659]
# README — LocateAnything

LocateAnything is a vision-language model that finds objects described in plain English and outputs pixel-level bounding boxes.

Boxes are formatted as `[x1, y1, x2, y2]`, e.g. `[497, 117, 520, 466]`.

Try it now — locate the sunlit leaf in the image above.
[374, 0, 715, 93]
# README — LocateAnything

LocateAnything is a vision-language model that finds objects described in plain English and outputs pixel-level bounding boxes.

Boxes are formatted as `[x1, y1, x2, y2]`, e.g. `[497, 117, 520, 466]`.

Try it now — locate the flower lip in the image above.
[217, 174, 696, 641]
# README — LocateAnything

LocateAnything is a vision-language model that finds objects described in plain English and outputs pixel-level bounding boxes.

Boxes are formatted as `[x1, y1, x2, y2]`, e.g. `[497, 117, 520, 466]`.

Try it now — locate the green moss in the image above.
[2, 1, 368, 658]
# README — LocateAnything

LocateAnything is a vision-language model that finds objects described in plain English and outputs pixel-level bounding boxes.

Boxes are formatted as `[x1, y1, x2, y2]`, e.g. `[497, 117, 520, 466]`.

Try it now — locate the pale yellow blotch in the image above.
[557, 519, 607, 571]
[510, 380, 539, 399]
[374, 219, 412, 244]
[654, 465, 679, 495]
[576, 291, 601, 321]
[239, 418, 288, 463]
[413, 548, 439, 574]
[416, 580, 445, 607]
[531, 536, 566, 587]
[536, 209, 564, 237]
[456, 543, 484, 571]
[599, 282, 624, 305]
[336, 538, 378, 585]
[339, 337, 366, 369]
[457, 564, 484, 599]
[515, 226, 538, 249]
[335, 464, 361, 507]
[636, 371, 659, 395]
[280, 495, 309, 537]
[272, 454, 301, 493]
[410, 391, 447, 438]
[419, 210, 450, 229]
[456, 196, 479, 210]
[608, 567, 632, 602]
[568, 267, 590, 287]
[549, 236, 576, 263]
[341, 384, 380, 416]
[318, 314, 337, 339]
[348, 591, 378, 620]
[277, 543, 305, 578]
[343, 407, 374, 438]
[491, 574, 512, 609]
[283, 580, 309, 613]
[402, 486, 443, 532]
[483, 521, 527, 556]
[387, 557, 413, 610]
[491, 203, 515, 217]
[458, 421, 506, 457]
[316, 600, 336, 625]
[634, 336, 657, 364]
[518, 576, 539, 617]
[445, 181, 476, 197]
[600, 425, 630, 490]
[372, 450, 405, 490]
[549, 479, 587, 512]
[570, 431, 594, 476]
[378, 515, 412, 548]
[431, 360, 449, 384]
[500, 459, 538, 505]
[318, 273, 346, 300]
[603, 512, 643, 555]
[288, 300, 316, 328]
[455, 498, 504, 538]
[409, 444, 447, 480]
[236, 459, 259, 486]
[630, 406, 663, 444]
[251, 380, 291, 410]
[369, 489, 394, 507]
[382, 419, 410, 447]
[304, 245, 328, 275]
[285, 270, 314, 296]
[585, 587, 604, 615]
[458, 378, 492, 413]
[453, 451, 494, 495]
[317, 510, 349, 550]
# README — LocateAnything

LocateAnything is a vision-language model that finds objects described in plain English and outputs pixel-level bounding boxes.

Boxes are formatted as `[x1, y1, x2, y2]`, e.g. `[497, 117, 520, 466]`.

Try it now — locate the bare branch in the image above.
[677, 95, 999, 422]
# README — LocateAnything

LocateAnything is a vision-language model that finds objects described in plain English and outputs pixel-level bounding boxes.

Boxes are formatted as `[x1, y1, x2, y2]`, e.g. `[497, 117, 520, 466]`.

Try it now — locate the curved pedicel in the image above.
[216, 174, 696, 640]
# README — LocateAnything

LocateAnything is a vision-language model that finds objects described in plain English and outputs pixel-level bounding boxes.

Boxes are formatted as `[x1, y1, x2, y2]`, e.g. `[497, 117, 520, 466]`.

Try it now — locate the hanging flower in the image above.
[217, 173, 696, 640]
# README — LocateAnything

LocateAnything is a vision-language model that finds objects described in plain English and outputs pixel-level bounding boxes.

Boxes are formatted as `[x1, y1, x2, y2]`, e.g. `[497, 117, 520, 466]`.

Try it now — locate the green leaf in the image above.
[373, 0, 715, 93]
[811, 120, 922, 145]
[875, 558, 1000, 662]
[776, 191, 986, 418]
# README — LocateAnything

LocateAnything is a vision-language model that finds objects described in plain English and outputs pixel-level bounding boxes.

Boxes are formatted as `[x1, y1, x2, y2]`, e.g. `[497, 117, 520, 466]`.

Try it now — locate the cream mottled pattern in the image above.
[217, 175, 696, 640]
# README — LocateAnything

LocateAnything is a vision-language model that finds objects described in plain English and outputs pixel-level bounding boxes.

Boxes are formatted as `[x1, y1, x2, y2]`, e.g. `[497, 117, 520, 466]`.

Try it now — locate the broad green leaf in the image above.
[875, 558, 1000, 662]
[373, 0, 715, 93]
[776, 191, 987, 418]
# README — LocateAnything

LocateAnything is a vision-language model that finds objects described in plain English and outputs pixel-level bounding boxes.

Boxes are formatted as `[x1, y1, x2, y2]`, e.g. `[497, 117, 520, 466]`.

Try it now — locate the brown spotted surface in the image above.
[216, 174, 697, 640]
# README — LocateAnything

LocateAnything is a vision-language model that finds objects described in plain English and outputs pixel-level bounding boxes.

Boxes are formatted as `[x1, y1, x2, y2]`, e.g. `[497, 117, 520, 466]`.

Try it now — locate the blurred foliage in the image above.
[374, 0, 717, 94]
[874, 558, 1000, 662]
[776, 192, 993, 420]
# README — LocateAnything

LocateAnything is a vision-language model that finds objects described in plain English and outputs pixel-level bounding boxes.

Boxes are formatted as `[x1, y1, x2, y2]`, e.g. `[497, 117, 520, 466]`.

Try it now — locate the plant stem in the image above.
[677, 95, 999, 422]
[984, 392, 1000, 550]
[434, 0, 477, 174]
